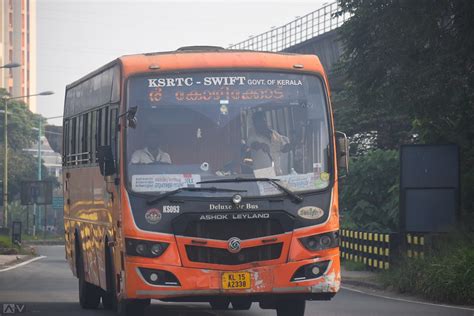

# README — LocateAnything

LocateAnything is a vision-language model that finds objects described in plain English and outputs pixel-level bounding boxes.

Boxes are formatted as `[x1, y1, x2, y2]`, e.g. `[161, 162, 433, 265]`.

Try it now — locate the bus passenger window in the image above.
[90, 111, 97, 163]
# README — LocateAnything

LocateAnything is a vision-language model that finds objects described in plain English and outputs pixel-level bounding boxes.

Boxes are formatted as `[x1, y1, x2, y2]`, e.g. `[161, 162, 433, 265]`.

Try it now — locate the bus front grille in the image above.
[185, 243, 283, 265]
[173, 214, 294, 240]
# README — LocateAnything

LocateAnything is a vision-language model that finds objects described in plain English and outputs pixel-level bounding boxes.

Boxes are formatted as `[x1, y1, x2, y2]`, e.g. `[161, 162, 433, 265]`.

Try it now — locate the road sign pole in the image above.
[26, 205, 29, 234]
[44, 205, 47, 237]
[33, 203, 36, 236]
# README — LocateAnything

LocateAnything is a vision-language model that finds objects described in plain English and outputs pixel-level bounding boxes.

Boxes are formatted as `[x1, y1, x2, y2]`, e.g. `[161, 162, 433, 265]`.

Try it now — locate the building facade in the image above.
[24, 135, 62, 180]
[0, 0, 37, 112]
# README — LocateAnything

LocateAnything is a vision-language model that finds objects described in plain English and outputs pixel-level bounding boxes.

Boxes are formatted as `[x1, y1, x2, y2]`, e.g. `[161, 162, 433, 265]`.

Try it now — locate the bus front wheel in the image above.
[209, 297, 230, 310]
[102, 245, 117, 310]
[231, 297, 252, 310]
[276, 299, 305, 316]
[117, 299, 149, 316]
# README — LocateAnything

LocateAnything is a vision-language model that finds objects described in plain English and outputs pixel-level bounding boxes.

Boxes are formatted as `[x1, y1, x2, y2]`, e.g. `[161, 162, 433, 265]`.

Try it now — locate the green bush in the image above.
[380, 233, 474, 305]
[340, 149, 399, 232]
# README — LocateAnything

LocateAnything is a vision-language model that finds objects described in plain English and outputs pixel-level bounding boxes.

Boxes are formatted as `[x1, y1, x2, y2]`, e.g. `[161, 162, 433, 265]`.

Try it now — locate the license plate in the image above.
[222, 272, 251, 289]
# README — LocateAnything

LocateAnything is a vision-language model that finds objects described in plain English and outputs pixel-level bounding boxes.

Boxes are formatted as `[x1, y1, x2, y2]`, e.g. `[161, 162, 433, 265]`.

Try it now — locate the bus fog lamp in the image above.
[311, 266, 320, 275]
[150, 273, 158, 282]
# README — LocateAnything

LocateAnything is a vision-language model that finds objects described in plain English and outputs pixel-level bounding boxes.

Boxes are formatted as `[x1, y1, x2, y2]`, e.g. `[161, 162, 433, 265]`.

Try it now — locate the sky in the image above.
[37, 0, 329, 125]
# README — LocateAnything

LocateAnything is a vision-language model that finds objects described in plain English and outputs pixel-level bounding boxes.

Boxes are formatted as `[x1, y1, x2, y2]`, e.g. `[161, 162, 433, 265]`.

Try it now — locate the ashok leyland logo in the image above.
[227, 237, 242, 253]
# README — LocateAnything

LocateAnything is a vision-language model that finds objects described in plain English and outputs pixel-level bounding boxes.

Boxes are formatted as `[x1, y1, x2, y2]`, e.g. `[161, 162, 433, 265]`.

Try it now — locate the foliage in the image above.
[342, 260, 367, 272]
[0, 234, 11, 248]
[0, 89, 49, 204]
[335, 0, 474, 221]
[340, 149, 399, 232]
[380, 233, 474, 305]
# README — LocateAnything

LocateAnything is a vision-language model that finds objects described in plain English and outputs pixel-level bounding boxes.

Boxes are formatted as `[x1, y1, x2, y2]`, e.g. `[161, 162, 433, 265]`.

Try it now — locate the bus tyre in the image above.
[231, 298, 252, 310]
[117, 299, 148, 316]
[77, 251, 101, 309]
[276, 299, 305, 316]
[102, 246, 117, 310]
[209, 298, 230, 310]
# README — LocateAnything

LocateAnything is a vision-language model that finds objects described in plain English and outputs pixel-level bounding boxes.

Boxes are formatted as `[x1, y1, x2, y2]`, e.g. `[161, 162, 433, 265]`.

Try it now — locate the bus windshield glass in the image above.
[126, 71, 331, 198]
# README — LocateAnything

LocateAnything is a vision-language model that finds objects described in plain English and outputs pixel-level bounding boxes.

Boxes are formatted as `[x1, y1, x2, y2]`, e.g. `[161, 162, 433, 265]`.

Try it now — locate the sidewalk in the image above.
[341, 266, 383, 289]
[0, 254, 32, 269]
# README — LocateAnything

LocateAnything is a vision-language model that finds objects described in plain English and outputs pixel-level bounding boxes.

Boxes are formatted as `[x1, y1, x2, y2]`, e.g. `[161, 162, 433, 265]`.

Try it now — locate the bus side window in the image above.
[63, 119, 69, 166]
[78, 115, 84, 165]
[90, 111, 97, 164]
[70, 117, 77, 166]
[82, 113, 89, 164]
[96, 108, 102, 152]
[103, 106, 109, 146]
[109, 107, 118, 156]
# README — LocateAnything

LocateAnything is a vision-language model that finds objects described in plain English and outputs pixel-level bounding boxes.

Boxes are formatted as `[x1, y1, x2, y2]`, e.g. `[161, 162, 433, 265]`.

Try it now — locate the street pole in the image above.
[0, 62, 20, 228]
[38, 119, 43, 236]
[3, 97, 8, 228]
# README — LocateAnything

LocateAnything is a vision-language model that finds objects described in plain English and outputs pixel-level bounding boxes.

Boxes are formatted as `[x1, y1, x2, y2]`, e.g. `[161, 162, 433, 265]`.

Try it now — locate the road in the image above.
[0, 246, 471, 316]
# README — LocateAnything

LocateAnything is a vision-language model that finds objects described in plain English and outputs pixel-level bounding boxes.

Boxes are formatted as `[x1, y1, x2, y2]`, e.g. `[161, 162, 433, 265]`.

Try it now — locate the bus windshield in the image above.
[126, 71, 331, 198]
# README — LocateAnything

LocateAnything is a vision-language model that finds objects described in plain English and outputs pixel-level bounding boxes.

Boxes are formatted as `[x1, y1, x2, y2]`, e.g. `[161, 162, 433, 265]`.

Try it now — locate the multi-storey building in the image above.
[0, 0, 37, 112]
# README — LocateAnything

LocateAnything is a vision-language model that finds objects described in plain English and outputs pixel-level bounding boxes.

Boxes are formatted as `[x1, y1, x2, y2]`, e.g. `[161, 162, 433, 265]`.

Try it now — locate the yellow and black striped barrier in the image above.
[406, 233, 425, 258]
[340, 229, 429, 270]
[339, 229, 396, 270]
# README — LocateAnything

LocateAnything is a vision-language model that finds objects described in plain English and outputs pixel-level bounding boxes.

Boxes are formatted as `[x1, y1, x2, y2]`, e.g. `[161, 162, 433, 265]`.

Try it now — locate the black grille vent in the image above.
[185, 243, 283, 265]
[182, 219, 284, 240]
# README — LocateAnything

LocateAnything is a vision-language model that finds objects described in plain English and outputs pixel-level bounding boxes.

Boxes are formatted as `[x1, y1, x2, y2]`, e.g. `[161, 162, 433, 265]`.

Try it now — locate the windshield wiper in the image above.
[197, 177, 303, 203]
[146, 187, 247, 205]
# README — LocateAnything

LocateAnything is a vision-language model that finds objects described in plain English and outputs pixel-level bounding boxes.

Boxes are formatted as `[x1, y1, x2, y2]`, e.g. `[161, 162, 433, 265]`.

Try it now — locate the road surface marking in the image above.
[0, 256, 46, 273]
[341, 286, 474, 312]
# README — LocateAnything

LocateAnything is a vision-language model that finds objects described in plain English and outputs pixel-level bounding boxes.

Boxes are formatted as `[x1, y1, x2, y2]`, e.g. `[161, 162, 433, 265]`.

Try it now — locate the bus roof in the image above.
[66, 48, 326, 90]
[119, 49, 325, 77]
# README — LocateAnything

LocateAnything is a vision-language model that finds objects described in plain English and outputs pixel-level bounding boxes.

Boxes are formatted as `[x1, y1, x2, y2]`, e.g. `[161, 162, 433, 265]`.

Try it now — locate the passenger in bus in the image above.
[247, 111, 292, 175]
[130, 130, 171, 164]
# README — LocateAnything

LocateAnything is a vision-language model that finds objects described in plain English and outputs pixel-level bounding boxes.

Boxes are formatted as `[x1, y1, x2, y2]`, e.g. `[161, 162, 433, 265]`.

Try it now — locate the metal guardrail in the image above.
[229, 1, 350, 52]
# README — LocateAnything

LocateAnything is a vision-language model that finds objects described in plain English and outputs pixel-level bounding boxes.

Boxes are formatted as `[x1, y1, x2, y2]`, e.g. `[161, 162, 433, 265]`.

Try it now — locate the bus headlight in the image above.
[125, 238, 169, 258]
[299, 231, 339, 251]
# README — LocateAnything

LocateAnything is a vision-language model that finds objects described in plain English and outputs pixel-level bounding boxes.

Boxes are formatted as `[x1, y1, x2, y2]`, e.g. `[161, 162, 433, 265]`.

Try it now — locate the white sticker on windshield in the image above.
[256, 173, 323, 195]
[132, 174, 201, 192]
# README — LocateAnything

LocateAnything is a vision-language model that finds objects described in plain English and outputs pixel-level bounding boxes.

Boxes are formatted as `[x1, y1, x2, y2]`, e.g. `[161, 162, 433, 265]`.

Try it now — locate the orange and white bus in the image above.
[63, 46, 348, 316]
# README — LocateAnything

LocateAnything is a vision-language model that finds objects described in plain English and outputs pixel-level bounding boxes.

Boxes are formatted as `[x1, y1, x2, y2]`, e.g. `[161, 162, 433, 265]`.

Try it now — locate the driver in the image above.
[130, 129, 171, 164]
[247, 111, 291, 175]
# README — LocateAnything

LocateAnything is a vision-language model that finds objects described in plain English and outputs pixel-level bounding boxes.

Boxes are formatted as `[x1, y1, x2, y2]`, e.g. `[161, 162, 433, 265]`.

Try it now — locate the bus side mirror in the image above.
[127, 106, 138, 128]
[97, 145, 116, 176]
[336, 131, 349, 176]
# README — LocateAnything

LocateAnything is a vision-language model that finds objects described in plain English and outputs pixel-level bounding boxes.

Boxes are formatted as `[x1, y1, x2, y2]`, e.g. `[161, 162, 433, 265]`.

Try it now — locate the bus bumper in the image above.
[125, 254, 340, 300]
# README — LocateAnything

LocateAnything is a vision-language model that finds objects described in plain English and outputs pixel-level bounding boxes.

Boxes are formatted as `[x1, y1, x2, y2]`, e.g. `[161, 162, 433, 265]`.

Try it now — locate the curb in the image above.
[342, 278, 384, 290]
[23, 240, 64, 246]
[0, 255, 45, 272]
[0, 254, 36, 271]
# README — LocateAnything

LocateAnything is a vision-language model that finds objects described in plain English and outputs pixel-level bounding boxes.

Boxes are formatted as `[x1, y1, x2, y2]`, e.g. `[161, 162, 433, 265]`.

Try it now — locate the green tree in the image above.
[0, 88, 48, 202]
[335, 0, 474, 221]
[340, 149, 399, 232]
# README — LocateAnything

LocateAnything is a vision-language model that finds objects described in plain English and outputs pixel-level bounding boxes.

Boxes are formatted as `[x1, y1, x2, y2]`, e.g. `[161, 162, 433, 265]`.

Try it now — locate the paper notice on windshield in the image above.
[132, 174, 201, 192]
[253, 166, 276, 178]
[256, 173, 328, 195]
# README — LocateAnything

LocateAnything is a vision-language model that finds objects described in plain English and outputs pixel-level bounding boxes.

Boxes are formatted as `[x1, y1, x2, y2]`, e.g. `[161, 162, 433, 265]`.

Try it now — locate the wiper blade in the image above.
[146, 187, 246, 205]
[197, 177, 303, 203]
